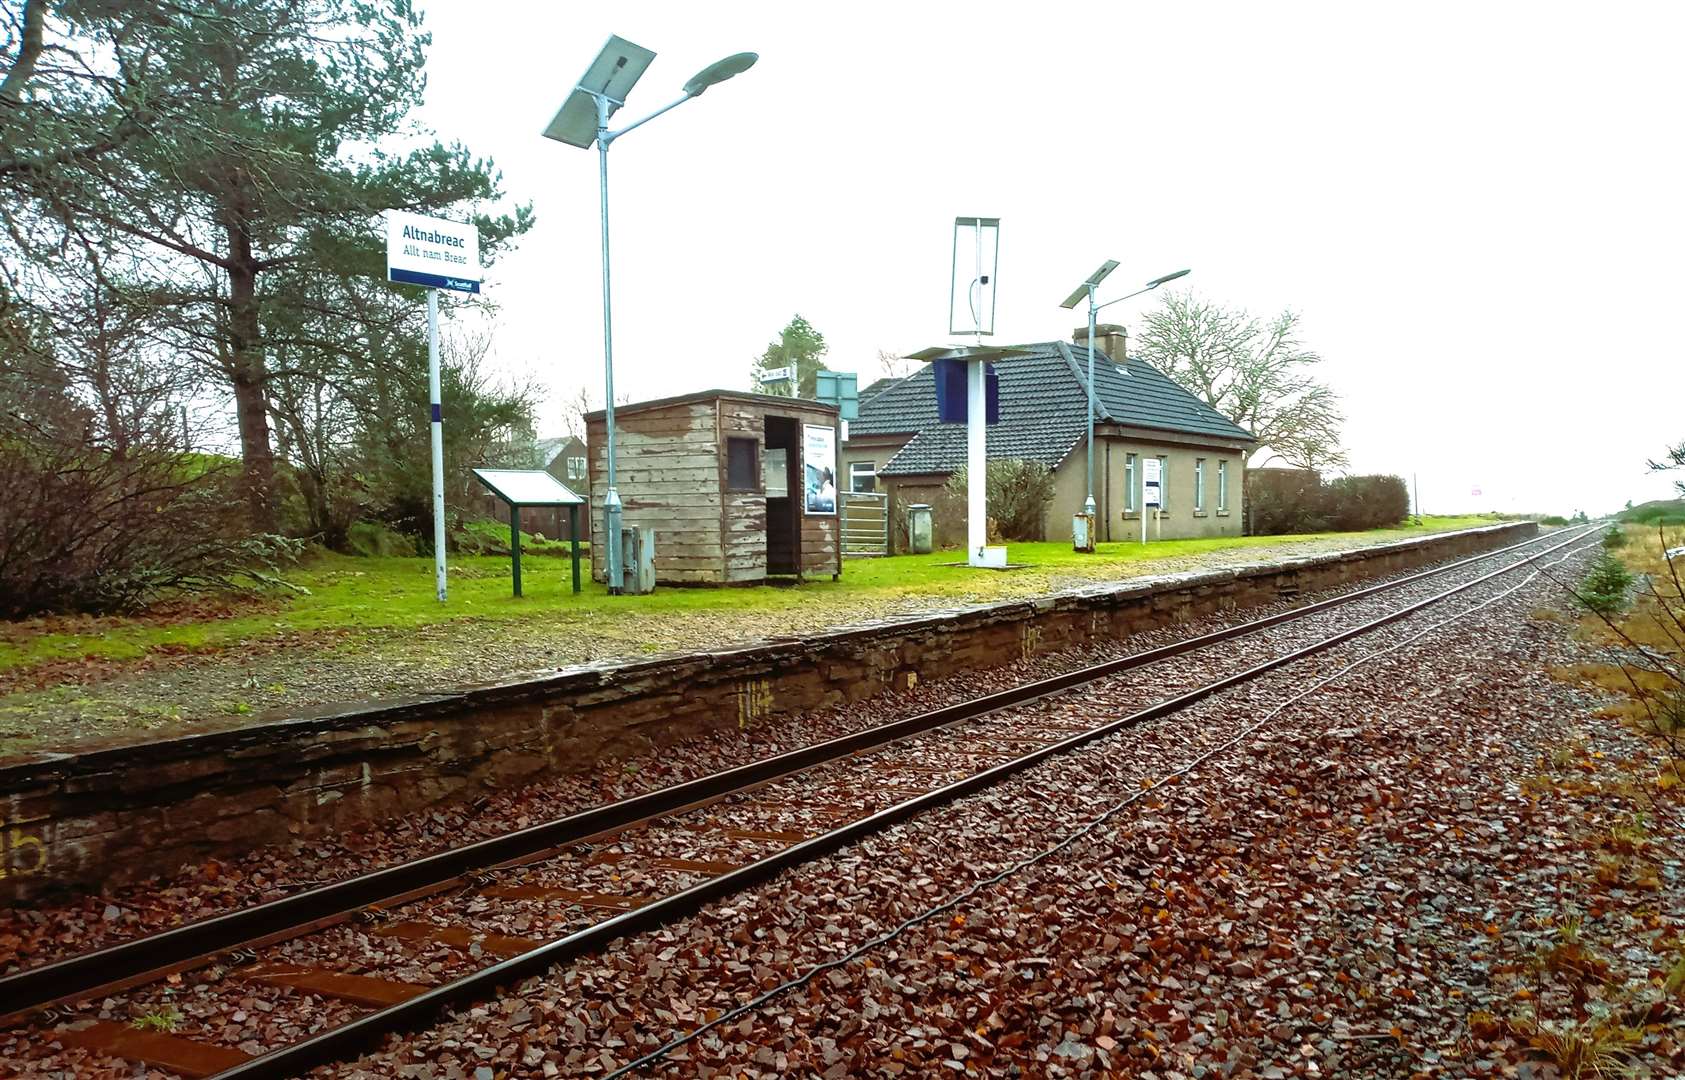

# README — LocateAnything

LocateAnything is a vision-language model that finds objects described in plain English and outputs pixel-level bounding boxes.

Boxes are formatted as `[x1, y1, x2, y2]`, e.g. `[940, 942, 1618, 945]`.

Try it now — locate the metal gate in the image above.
[842, 491, 889, 556]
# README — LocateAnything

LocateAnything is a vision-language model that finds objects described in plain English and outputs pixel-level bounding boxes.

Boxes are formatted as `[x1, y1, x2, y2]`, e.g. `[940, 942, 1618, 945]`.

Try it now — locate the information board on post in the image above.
[1143, 456, 1163, 508]
[385, 210, 483, 293]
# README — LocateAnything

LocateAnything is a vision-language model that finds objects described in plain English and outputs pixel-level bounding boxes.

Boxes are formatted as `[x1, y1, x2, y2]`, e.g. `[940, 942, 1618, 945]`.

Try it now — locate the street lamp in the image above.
[543, 36, 758, 593]
[1059, 265, 1190, 541]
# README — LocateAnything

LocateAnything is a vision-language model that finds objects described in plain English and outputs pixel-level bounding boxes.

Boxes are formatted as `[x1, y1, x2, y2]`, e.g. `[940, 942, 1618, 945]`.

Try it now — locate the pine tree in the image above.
[750, 315, 828, 398]
[0, 0, 532, 531]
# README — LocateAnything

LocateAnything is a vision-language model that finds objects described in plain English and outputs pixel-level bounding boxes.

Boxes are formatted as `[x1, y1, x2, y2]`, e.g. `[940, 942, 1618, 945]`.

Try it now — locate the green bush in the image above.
[1538, 514, 1569, 526]
[1620, 499, 1685, 527]
[453, 518, 584, 558]
[943, 460, 1058, 542]
[1245, 470, 1410, 535]
[346, 522, 418, 558]
[1602, 524, 1625, 550]
[1577, 552, 1634, 614]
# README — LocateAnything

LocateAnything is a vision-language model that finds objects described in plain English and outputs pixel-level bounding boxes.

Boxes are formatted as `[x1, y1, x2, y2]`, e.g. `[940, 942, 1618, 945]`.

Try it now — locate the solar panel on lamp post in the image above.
[1059, 266, 1191, 546]
[543, 36, 758, 594]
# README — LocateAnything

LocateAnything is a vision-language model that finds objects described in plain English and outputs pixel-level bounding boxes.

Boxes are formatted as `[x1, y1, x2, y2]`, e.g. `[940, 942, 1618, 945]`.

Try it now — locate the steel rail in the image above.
[204, 526, 1601, 1079]
[0, 526, 1586, 1022]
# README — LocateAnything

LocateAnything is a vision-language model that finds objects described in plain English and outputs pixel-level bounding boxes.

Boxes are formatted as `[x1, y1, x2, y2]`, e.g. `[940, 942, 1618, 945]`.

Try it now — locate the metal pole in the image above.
[427, 288, 447, 602]
[596, 96, 624, 595]
[511, 507, 522, 597]
[967, 358, 986, 565]
[968, 225, 986, 567]
[1141, 469, 1148, 546]
[1084, 286, 1097, 517]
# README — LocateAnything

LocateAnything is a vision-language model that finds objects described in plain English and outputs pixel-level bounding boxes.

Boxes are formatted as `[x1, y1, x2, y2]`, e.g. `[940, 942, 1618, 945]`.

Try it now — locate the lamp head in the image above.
[1146, 268, 1191, 288]
[684, 52, 758, 96]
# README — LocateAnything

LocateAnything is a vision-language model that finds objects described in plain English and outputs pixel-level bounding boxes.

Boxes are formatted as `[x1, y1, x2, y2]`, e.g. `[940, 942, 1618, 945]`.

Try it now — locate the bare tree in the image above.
[561, 384, 594, 440]
[876, 348, 913, 382]
[1133, 292, 1347, 470]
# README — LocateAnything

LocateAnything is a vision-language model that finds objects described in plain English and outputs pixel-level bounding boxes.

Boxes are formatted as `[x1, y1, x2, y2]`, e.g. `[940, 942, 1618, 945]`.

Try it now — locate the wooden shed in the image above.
[585, 390, 843, 585]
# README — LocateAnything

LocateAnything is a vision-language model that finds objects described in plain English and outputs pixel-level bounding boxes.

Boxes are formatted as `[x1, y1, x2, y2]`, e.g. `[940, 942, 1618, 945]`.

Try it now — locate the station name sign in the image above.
[385, 210, 482, 294]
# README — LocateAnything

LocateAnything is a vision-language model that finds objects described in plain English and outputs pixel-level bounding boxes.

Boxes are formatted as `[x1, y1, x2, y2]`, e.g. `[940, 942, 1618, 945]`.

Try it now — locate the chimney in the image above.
[1072, 323, 1128, 363]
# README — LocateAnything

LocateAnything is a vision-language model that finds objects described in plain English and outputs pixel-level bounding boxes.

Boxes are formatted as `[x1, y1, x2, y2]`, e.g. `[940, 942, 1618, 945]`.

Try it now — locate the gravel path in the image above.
[0, 529, 1509, 758]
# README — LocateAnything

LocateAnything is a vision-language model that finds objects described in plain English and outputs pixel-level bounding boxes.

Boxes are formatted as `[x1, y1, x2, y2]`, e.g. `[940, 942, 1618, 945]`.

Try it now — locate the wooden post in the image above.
[568, 505, 581, 594]
[510, 504, 522, 598]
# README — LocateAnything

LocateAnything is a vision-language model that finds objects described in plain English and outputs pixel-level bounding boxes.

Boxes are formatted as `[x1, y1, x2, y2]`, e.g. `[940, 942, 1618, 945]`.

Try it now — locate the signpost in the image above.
[760, 365, 795, 389]
[1142, 456, 1162, 544]
[385, 210, 483, 601]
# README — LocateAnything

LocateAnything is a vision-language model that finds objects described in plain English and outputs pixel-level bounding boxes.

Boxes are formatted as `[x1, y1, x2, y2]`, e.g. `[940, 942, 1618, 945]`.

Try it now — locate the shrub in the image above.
[1245, 470, 1410, 535]
[0, 334, 298, 615]
[1602, 524, 1625, 550]
[1245, 468, 1325, 535]
[942, 460, 1057, 542]
[346, 521, 418, 558]
[1321, 475, 1411, 532]
[1539, 514, 1570, 526]
[1577, 552, 1634, 614]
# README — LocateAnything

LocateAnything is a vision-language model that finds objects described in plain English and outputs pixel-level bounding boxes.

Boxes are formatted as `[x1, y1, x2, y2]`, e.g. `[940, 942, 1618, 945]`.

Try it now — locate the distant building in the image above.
[840, 326, 1255, 548]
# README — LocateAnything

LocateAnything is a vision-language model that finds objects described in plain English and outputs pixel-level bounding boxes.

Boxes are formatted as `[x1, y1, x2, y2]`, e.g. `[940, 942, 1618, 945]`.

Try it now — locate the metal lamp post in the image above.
[543, 36, 758, 593]
[1059, 265, 1191, 547]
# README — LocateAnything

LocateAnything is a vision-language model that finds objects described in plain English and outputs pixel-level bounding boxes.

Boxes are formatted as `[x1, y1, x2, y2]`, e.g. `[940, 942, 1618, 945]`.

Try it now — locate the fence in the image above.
[842, 491, 889, 556]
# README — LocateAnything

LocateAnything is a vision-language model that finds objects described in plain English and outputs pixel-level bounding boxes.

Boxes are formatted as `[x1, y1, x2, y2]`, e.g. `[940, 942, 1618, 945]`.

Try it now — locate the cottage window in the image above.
[1195, 458, 1206, 512]
[566, 456, 586, 481]
[726, 438, 759, 491]
[1158, 455, 1169, 510]
[1124, 453, 1136, 512]
[850, 461, 877, 493]
[1218, 459, 1229, 511]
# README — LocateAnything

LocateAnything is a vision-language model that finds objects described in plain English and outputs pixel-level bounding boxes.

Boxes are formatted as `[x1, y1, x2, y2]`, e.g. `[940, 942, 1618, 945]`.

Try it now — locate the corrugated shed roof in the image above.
[851, 342, 1252, 477]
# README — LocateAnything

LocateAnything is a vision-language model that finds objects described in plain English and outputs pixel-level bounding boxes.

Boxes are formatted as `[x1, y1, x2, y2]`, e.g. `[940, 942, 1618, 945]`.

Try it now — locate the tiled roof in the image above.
[850, 342, 1253, 477]
[859, 376, 904, 404]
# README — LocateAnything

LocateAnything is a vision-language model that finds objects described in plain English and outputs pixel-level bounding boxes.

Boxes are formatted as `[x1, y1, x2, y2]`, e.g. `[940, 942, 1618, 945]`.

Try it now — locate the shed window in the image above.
[726, 438, 759, 491]
[850, 461, 877, 493]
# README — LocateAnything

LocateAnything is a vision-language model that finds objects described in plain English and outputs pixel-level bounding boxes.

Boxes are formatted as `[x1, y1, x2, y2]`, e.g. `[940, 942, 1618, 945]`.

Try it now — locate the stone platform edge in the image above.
[0, 521, 1538, 899]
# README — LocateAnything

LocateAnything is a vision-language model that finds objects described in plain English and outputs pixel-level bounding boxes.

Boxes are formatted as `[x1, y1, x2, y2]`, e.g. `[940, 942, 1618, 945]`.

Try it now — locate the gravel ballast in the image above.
[15, 532, 1681, 1076]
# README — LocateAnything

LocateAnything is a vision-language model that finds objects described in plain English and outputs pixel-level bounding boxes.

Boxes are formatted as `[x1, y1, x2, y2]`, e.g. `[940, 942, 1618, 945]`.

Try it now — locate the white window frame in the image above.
[1124, 453, 1137, 512]
[566, 456, 586, 482]
[1157, 455, 1169, 510]
[849, 460, 877, 493]
[1195, 458, 1206, 512]
[1218, 459, 1229, 511]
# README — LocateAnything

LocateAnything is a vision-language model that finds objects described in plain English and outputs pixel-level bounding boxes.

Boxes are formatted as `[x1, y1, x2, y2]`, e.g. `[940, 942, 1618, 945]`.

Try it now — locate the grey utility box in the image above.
[907, 503, 934, 554]
[1071, 511, 1095, 553]
[620, 525, 657, 594]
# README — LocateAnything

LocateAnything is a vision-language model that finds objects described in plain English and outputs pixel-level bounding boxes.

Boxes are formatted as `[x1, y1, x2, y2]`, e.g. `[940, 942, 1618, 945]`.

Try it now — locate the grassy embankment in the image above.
[0, 514, 1498, 678]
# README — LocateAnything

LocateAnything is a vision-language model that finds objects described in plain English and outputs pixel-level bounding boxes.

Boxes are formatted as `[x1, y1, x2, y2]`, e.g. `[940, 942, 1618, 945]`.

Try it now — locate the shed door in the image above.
[765, 416, 801, 575]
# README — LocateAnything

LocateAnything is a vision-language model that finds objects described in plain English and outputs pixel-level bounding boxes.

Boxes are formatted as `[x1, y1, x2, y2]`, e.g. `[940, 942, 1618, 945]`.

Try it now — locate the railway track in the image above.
[4, 525, 1601, 1078]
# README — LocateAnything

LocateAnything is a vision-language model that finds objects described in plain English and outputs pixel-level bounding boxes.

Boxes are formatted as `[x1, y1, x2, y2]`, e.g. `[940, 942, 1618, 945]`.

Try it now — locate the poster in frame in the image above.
[803, 424, 837, 515]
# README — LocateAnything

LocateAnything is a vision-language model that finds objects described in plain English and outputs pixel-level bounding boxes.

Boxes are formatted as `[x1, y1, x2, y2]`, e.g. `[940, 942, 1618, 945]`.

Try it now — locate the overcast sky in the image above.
[413, 1, 1684, 516]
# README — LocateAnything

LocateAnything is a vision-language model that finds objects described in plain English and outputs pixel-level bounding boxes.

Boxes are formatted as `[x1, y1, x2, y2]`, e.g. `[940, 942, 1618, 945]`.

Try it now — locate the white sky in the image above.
[414, 1, 1685, 516]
